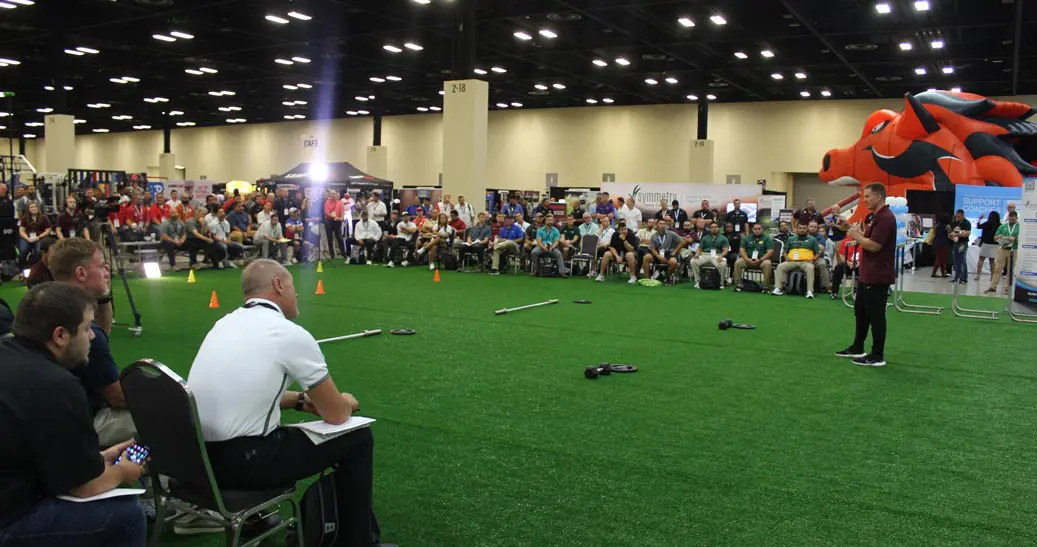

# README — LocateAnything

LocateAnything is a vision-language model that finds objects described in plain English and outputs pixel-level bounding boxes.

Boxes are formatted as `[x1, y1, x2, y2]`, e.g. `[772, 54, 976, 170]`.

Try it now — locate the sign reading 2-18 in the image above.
[451, 83, 467, 94]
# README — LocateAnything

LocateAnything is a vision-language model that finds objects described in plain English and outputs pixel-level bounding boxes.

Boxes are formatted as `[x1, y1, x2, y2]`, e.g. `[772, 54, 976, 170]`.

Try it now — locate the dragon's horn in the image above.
[897, 92, 941, 139]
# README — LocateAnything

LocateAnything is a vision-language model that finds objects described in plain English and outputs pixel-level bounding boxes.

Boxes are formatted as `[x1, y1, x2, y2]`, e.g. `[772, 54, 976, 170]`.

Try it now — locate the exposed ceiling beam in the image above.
[776, 0, 882, 97]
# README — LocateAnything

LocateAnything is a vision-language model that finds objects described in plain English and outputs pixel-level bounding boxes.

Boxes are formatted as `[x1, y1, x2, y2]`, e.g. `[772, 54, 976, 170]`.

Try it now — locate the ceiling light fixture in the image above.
[821, 89, 832, 97]
[794, 72, 807, 79]
[800, 90, 811, 97]
[357, 110, 369, 115]
[297, 83, 312, 89]
[592, 59, 607, 67]
[386, 75, 402, 81]
[64, 85, 73, 91]
[291, 56, 311, 63]
[915, 67, 927, 75]
[552, 83, 566, 89]
[496, 103, 509, 108]
[383, 45, 403, 53]
[678, 17, 695, 28]
[170, 31, 194, 39]
[169, 110, 184, 116]
[36, 107, 52, 113]
[185, 69, 204, 75]
[92, 128, 109, 133]
[942, 66, 954, 74]
[760, 49, 774, 58]
[9, 0, 34, 5]
[346, 111, 358, 116]
[509, 102, 522, 108]
[538, 29, 558, 39]
[355, 96, 369, 101]
[710, 15, 727, 25]
[514, 31, 532, 41]
[199, 67, 217, 74]
[284, 84, 299, 89]
[111, 115, 132, 120]
[76, 46, 99, 54]
[430, 106, 442, 111]
[734, 51, 748, 59]
[87, 103, 111, 109]
[64, 48, 85, 56]
[645, 78, 658, 85]
[585, 98, 598, 104]
[110, 77, 128, 84]
[417, 107, 429, 112]
[473, 68, 488, 75]
[133, 125, 151, 130]
[875, 2, 891, 14]
[438, 90, 445, 95]
[615, 57, 630, 66]
[665, 77, 679, 84]
[930, 39, 944, 49]
[43, 85, 54, 91]
[899, 41, 913, 51]
[287, 11, 311, 20]
[265, 14, 290, 24]
[413, 0, 431, 4]
[707, 94, 717, 100]
[369, 77, 385, 83]
[535, 84, 548, 90]
[602, 98, 614, 104]
[153, 34, 176, 42]
[176, 121, 196, 127]
[951, 86, 961, 93]
[771, 73, 783, 80]
[914, 0, 929, 11]
[491, 66, 507, 73]
[22, 134, 35, 138]
[25, 122, 43, 127]
[275, 58, 293, 65]
[404, 42, 423, 51]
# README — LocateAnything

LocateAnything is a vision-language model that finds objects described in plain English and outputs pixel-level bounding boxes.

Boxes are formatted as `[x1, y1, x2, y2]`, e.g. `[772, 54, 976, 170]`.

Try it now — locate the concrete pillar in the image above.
[366, 145, 388, 179]
[159, 152, 177, 181]
[688, 139, 715, 183]
[442, 79, 488, 215]
[43, 114, 74, 174]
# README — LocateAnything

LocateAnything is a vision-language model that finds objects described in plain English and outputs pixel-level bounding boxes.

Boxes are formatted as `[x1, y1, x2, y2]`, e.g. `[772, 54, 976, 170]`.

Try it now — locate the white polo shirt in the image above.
[187, 298, 330, 442]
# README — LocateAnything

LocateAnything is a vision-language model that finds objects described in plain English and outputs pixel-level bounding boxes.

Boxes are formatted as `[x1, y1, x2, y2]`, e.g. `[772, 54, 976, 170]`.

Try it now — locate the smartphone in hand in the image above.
[113, 442, 150, 466]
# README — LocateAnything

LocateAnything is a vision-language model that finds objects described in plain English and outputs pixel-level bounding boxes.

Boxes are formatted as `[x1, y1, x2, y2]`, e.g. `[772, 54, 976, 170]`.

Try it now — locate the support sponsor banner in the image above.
[953, 185, 1022, 244]
[1015, 178, 1037, 308]
[601, 182, 762, 222]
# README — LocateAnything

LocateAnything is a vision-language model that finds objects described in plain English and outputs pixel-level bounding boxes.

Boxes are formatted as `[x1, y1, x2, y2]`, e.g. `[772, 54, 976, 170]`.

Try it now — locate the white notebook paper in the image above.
[58, 488, 147, 503]
[286, 416, 375, 445]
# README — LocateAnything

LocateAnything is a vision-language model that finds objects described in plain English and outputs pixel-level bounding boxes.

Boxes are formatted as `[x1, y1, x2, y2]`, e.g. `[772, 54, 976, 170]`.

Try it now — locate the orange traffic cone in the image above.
[315, 279, 326, 295]
[433, 268, 441, 283]
[208, 291, 220, 309]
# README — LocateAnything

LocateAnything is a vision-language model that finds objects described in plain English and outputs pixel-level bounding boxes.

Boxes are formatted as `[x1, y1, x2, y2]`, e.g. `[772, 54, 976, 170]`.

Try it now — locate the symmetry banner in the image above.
[601, 182, 762, 222]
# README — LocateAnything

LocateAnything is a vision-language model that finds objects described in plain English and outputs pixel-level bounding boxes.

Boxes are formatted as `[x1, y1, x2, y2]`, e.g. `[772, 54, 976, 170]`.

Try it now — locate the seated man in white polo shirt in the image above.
[187, 260, 391, 547]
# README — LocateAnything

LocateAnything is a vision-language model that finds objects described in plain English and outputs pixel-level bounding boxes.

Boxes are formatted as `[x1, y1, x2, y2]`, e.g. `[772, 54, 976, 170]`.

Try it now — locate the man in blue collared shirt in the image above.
[501, 195, 524, 219]
[531, 215, 568, 277]
[490, 216, 524, 274]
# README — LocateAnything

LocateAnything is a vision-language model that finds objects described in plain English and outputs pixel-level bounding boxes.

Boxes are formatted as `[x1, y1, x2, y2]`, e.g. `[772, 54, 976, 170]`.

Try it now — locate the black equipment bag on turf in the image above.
[739, 277, 764, 292]
[298, 469, 339, 547]
[787, 270, 808, 295]
[440, 252, 458, 270]
[536, 255, 558, 277]
[699, 265, 721, 289]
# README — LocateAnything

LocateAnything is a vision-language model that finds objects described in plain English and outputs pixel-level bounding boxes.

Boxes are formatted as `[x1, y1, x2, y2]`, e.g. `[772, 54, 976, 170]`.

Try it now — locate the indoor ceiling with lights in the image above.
[0, 0, 1034, 135]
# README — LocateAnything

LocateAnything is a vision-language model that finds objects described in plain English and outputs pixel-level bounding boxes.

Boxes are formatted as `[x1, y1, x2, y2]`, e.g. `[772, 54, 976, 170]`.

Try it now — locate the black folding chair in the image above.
[120, 359, 302, 547]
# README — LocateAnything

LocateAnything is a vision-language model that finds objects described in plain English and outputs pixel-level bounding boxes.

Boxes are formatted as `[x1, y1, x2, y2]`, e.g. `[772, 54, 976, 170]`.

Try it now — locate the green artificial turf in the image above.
[2, 265, 1035, 546]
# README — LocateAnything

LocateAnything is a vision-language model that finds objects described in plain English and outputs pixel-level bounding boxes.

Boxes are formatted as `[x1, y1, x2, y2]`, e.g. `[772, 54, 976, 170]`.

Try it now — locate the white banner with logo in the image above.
[601, 182, 763, 222]
[161, 180, 213, 207]
[1015, 177, 1037, 307]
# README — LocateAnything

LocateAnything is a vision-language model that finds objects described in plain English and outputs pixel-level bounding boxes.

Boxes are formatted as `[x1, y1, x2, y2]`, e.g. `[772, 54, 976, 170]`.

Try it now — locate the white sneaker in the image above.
[367, 260, 373, 266]
[595, 274, 605, 282]
[771, 288, 784, 296]
[806, 290, 814, 299]
[387, 262, 395, 268]
[628, 276, 637, 284]
[416, 248, 426, 256]
[402, 260, 409, 267]
[429, 263, 435, 270]
[694, 282, 701, 289]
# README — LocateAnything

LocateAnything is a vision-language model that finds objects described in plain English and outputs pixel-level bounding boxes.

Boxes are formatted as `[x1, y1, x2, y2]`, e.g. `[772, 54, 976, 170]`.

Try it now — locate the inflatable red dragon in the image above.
[819, 90, 1036, 221]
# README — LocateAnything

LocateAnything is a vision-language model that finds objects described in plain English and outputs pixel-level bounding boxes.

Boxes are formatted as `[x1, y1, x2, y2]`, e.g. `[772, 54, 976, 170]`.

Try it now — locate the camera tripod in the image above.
[101, 223, 143, 336]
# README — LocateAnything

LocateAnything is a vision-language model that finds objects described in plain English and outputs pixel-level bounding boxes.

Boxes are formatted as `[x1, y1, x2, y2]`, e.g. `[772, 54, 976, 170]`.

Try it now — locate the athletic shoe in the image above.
[367, 260, 373, 266]
[595, 274, 605, 282]
[834, 347, 866, 358]
[628, 276, 638, 284]
[429, 263, 435, 270]
[852, 354, 886, 367]
[387, 262, 395, 268]
[401, 261, 409, 267]
[771, 288, 783, 296]
[416, 247, 426, 256]
[694, 282, 701, 289]
[806, 290, 814, 299]
[830, 292, 837, 300]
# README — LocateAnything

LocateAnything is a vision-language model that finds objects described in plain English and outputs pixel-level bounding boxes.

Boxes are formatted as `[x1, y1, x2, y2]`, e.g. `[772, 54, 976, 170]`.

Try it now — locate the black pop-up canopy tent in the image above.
[267, 162, 393, 198]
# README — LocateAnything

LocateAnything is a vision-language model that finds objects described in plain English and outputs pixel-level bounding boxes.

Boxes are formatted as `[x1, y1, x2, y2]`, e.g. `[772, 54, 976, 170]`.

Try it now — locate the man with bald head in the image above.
[188, 259, 392, 547]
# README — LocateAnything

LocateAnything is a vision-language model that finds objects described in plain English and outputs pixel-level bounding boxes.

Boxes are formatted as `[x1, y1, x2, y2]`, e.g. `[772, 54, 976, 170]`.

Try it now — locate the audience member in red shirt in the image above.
[148, 194, 171, 235]
[448, 211, 467, 234]
[118, 196, 147, 240]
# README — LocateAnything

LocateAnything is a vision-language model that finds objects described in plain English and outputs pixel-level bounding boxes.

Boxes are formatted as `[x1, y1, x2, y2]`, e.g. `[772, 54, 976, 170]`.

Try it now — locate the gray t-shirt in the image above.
[186, 218, 207, 240]
[161, 219, 186, 240]
[651, 230, 681, 253]
[468, 223, 491, 242]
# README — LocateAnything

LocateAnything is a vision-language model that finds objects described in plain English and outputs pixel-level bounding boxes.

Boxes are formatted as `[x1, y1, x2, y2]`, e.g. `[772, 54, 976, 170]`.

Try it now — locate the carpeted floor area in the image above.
[1, 264, 1034, 546]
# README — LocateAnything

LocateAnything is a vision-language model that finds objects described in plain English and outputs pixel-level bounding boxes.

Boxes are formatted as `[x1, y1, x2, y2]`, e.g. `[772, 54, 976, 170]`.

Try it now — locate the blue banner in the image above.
[146, 182, 165, 197]
[953, 185, 1021, 219]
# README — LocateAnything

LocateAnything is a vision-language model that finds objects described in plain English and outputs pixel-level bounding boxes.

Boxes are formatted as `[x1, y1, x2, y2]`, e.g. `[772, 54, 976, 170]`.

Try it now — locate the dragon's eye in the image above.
[871, 120, 889, 134]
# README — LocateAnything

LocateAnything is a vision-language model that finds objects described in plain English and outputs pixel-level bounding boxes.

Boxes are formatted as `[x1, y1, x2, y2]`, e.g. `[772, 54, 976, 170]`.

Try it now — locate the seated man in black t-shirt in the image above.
[0, 283, 146, 547]
[596, 223, 639, 284]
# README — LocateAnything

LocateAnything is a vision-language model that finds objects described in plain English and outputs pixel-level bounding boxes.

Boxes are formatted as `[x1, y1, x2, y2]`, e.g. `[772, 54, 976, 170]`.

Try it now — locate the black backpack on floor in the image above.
[787, 270, 809, 295]
[536, 255, 558, 277]
[699, 265, 721, 289]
